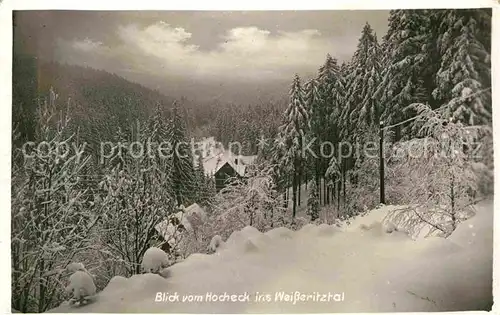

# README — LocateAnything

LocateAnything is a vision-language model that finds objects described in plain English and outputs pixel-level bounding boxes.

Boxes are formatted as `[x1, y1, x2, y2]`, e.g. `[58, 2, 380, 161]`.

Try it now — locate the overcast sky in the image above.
[14, 11, 390, 102]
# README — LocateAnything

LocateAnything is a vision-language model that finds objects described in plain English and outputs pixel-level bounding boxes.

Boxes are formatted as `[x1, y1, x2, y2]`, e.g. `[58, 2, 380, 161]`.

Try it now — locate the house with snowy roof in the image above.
[202, 151, 257, 191]
[192, 137, 257, 192]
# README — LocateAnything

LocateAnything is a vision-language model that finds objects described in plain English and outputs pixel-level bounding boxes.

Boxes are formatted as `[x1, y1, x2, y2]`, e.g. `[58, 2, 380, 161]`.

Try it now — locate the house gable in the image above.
[214, 162, 241, 191]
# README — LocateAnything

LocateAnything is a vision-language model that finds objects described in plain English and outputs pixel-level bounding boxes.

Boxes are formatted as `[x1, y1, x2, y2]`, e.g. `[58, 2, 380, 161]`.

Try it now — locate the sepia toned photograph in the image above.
[9, 7, 494, 314]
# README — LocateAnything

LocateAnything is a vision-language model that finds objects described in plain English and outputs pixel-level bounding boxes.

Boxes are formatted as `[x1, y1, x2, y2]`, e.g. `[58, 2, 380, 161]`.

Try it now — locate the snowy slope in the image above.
[50, 200, 493, 313]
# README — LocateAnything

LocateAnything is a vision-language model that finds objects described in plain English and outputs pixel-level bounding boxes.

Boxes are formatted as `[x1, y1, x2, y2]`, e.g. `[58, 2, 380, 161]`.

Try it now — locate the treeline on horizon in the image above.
[11, 57, 286, 157]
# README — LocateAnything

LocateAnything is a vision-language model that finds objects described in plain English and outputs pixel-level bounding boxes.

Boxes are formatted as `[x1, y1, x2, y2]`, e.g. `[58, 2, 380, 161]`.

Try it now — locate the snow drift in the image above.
[50, 200, 493, 313]
[141, 247, 170, 274]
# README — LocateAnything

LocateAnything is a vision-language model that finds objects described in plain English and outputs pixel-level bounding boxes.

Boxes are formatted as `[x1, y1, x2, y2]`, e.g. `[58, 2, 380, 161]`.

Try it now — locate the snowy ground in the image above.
[50, 200, 493, 313]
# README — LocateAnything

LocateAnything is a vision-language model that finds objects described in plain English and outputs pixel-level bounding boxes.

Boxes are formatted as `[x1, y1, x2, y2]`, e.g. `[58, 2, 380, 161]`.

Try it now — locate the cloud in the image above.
[71, 38, 105, 52]
[61, 22, 351, 81]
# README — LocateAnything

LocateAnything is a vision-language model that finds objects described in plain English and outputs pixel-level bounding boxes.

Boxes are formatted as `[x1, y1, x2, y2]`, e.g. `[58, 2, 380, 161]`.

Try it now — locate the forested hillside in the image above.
[12, 56, 286, 156]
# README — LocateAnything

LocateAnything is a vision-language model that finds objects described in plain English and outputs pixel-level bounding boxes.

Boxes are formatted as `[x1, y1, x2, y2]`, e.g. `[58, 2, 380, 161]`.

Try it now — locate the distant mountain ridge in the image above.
[13, 55, 177, 142]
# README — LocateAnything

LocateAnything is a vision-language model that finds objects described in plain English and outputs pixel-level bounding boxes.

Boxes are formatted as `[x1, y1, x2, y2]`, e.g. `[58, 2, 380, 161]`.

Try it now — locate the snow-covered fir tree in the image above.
[342, 22, 383, 129]
[317, 54, 341, 148]
[304, 78, 323, 201]
[341, 125, 385, 217]
[204, 176, 217, 212]
[168, 102, 197, 206]
[376, 10, 439, 140]
[279, 74, 309, 217]
[268, 133, 292, 208]
[432, 9, 492, 125]
[142, 103, 175, 198]
[194, 154, 215, 209]
[317, 54, 343, 205]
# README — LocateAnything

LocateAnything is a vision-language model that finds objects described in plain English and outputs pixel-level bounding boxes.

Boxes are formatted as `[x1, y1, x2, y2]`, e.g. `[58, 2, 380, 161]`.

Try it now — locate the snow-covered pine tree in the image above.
[306, 180, 320, 222]
[204, 175, 217, 213]
[167, 101, 197, 206]
[317, 54, 341, 150]
[11, 89, 97, 312]
[280, 74, 309, 217]
[340, 23, 384, 197]
[337, 62, 351, 208]
[342, 24, 370, 132]
[304, 78, 323, 204]
[342, 23, 383, 129]
[317, 54, 343, 205]
[341, 125, 385, 217]
[142, 103, 175, 197]
[268, 132, 292, 208]
[194, 154, 215, 209]
[376, 10, 439, 140]
[432, 9, 492, 126]
[195, 153, 205, 184]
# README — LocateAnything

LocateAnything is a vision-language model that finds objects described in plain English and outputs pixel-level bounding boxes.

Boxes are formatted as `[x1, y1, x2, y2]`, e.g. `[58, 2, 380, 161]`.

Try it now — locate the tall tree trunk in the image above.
[317, 175, 322, 206]
[323, 177, 327, 205]
[298, 172, 302, 207]
[250, 208, 254, 226]
[326, 183, 330, 205]
[333, 181, 337, 217]
[176, 192, 182, 207]
[292, 174, 298, 218]
[337, 178, 341, 217]
[316, 159, 321, 206]
[330, 185, 334, 205]
[342, 158, 347, 212]
[38, 260, 45, 313]
[450, 173, 456, 231]
[305, 171, 308, 191]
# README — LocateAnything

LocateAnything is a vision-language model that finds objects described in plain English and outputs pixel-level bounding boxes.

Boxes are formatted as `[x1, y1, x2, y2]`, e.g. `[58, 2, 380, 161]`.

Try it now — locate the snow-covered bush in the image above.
[171, 164, 297, 257]
[65, 270, 96, 303]
[384, 103, 492, 237]
[11, 89, 98, 312]
[96, 119, 177, 276]
[209, 165, 288, 239]
[207, 235, 224, 253]
[471, 162, 494, 196]
[66, 263, 87, 273]
[141, 247, 170, 274]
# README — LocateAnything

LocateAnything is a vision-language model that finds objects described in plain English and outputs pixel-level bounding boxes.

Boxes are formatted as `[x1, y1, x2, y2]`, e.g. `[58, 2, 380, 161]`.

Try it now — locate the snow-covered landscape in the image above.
[50, 199, 493, 313]
[10, 8, 494, 314]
